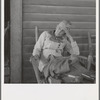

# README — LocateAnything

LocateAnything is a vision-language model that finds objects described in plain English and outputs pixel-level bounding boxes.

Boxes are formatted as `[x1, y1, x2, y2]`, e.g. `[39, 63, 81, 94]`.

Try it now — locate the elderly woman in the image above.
[31, 20, 94, 83]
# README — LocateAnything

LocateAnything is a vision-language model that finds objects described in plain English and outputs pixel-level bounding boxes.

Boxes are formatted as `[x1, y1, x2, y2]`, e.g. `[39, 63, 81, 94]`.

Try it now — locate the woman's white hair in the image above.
[57, 20, 71, 30]
[55, 20, 72, 36]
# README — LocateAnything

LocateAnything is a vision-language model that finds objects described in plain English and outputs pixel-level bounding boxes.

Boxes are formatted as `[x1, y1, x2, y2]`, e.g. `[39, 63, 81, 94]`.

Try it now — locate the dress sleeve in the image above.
[64, 39, 80, 55]
[70, 41, 80, 55]
[32, 31, 47, 57]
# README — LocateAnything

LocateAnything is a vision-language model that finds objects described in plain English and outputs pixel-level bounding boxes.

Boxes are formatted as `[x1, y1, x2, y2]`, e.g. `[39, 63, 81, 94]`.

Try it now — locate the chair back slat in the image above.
[88, 32, 93, 56]
[35, 26, 39, 42]
[87, 32, 94, 70]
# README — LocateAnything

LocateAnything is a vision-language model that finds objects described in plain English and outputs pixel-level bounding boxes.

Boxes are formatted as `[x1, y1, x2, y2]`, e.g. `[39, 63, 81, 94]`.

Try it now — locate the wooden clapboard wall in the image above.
[22, 0, 96, 83]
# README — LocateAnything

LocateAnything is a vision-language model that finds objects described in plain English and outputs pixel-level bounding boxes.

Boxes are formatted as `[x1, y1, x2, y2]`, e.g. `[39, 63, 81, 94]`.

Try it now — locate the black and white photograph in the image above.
[2, 0, 99, 99]
[4, 0, 96, 84]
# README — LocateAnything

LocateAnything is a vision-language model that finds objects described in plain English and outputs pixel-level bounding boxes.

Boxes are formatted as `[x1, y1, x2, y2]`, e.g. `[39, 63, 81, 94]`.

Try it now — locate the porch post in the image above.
[10, 0, 22, 83]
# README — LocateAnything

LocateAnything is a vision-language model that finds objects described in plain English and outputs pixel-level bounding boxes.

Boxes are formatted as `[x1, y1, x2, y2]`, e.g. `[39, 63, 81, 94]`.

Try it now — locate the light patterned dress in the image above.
[32, 31, 79, 72]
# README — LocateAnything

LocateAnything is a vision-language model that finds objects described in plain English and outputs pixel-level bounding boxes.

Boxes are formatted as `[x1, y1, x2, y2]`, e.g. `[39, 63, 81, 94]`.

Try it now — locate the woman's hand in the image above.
[64, 29, 74, 43]
[29, 55, 34, 63]
[34, 55, 40, 61]
[69, 54, 78, 65]
[70, 54, 78, 62]
[30, 55, 39, 63]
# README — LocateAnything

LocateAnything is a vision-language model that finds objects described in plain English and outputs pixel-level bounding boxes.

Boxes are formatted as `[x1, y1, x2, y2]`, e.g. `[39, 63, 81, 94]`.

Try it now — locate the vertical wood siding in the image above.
[22, 0, 96, 83]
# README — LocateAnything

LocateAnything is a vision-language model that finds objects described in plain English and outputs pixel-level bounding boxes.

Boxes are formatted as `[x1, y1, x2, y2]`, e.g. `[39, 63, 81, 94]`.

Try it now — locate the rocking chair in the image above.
[30, 26, 95, 83]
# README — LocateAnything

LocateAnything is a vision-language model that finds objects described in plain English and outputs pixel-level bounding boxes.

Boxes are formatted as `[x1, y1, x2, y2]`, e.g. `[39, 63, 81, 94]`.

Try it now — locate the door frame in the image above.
[10, 0, 22, 83]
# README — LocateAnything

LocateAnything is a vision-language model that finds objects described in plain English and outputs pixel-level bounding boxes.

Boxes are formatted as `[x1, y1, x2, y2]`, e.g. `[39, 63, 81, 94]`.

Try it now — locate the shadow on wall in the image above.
[4, 0, 10, 83]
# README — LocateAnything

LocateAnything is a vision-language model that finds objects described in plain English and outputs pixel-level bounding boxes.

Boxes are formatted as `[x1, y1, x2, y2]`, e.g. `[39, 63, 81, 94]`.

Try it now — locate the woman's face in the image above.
[55, 27, 64, 37]
[55, 27, 70, 37]
[57, 30, 66, 37]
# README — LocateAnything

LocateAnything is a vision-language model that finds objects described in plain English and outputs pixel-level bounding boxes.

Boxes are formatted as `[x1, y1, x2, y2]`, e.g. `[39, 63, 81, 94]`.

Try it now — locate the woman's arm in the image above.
[71, 41, 80, 55]
[32, 31, 47, 59]
[63, 38, 79, 62]
[64, 35, 80, 56]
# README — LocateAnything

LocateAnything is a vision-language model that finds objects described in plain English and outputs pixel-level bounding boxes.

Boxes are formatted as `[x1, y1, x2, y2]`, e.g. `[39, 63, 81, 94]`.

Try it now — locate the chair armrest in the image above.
[78, 56, 88, 68]
[30, 56, 41, 83]
[78, 56, 88, 61]
[78, 55, 95, 70]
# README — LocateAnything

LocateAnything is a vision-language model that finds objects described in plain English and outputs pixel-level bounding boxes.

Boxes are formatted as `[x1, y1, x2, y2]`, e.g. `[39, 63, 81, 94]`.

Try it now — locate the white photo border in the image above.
[1, 0, 99, 100]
